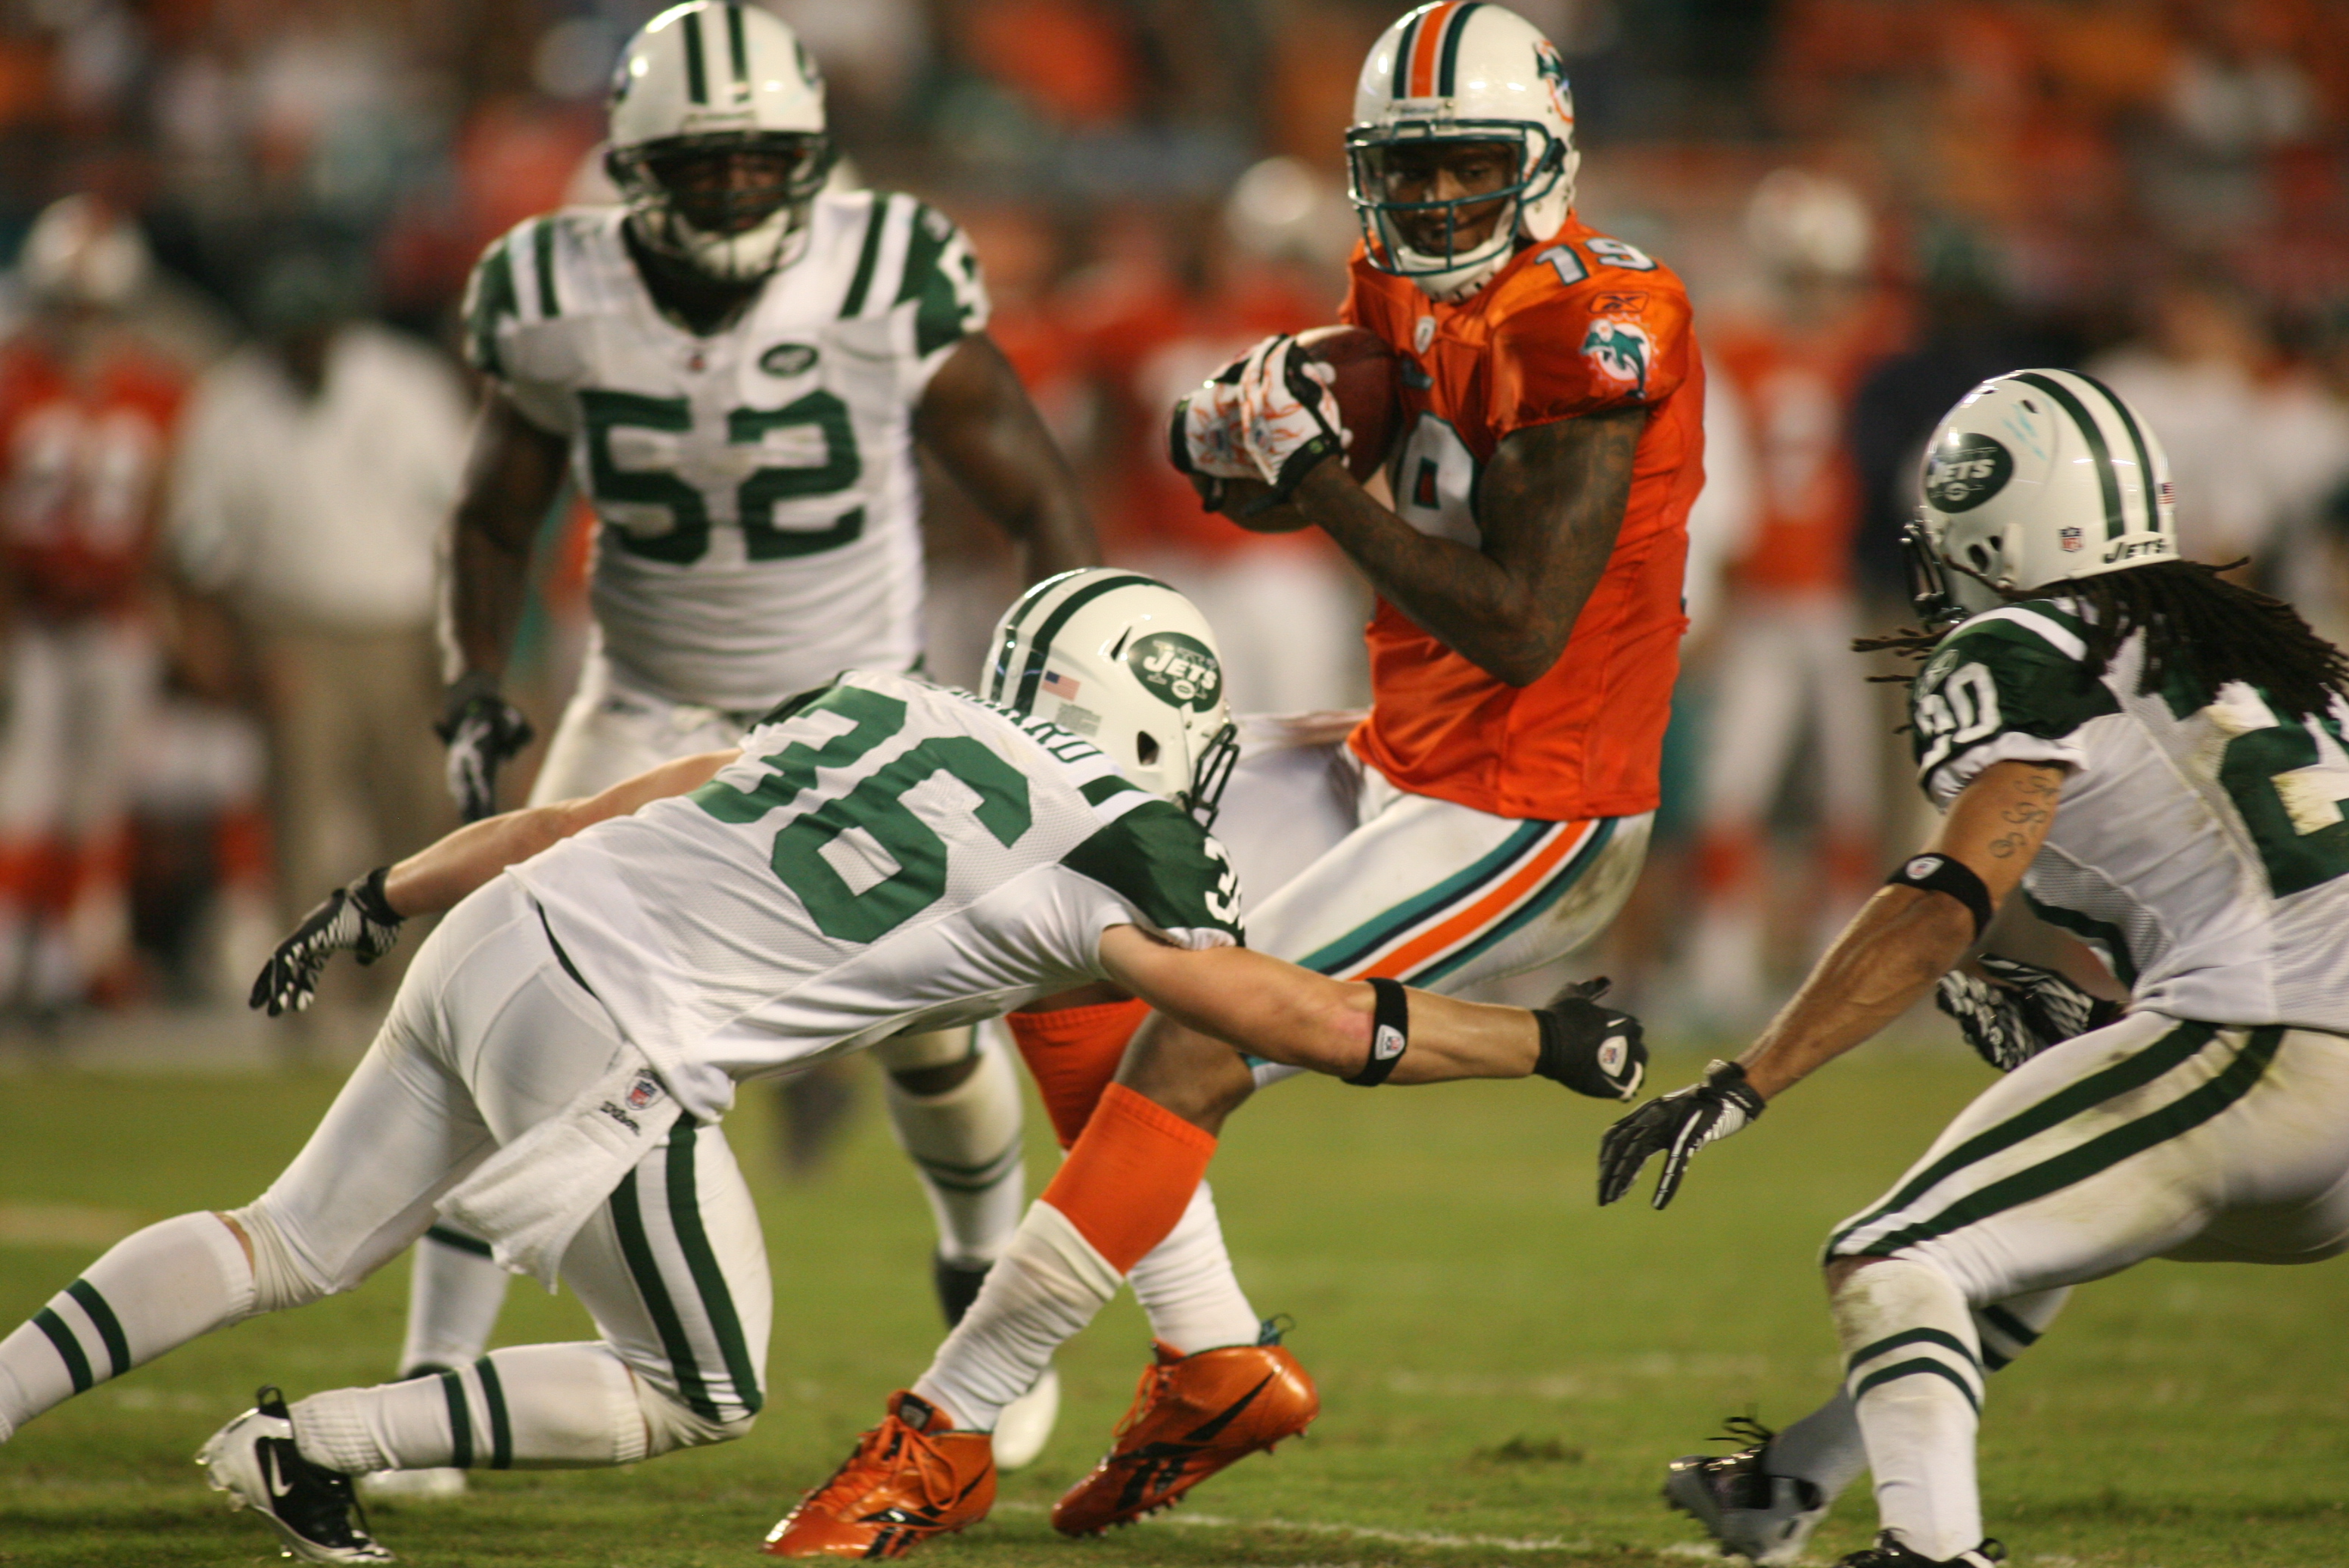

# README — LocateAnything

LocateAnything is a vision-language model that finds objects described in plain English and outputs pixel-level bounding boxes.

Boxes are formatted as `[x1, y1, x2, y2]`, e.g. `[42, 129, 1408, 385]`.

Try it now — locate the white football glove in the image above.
[1234, 334, 1346, 496]
[1168, 355, 1257, 484]
[1936, 955, 2124, 1073]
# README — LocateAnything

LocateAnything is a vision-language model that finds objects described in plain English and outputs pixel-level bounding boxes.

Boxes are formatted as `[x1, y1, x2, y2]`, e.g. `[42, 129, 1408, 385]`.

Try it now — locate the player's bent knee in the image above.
[223, 1201, 338, 1312]
[634, 1380, 758, 1458]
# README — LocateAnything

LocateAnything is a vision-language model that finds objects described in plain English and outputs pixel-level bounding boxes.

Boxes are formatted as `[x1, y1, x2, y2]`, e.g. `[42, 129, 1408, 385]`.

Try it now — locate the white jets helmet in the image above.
[1904, 369, 2177, 626]
[1346, 2, 1580, 301]
[980, 570, 1240, 824]
[605, 2, 837, 283]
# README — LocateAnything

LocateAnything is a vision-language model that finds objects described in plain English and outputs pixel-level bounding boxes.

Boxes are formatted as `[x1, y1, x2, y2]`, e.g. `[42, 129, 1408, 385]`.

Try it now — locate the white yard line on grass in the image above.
[994, 1500, 1591, 1554]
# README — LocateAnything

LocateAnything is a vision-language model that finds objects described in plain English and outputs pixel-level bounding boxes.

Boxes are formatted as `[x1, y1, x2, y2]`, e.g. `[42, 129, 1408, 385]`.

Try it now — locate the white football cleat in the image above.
[356, 1467, 468, 1502]
[1663, 1416, 1828, 1565]
[991, 1364, 1061, 1471]
[198, 1386, 394, 1563]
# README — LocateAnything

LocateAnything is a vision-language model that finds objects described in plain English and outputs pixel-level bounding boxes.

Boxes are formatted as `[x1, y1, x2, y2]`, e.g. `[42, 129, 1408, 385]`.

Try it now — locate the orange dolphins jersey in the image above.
[1339, 215, 1703, 820]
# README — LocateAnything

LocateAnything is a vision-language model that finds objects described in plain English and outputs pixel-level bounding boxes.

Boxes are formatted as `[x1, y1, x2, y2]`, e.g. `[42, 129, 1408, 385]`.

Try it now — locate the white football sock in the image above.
[292, 1343, 647, 1473]
[884, 1035, 1026, 1270]
[397, 1227, 512, 1374]
[1834, 1257, 1985, 1561]
[1126, 1181, 1260, 1354]
[913, 1201, 1118, 1431]
[0, 1212, 254, 1439]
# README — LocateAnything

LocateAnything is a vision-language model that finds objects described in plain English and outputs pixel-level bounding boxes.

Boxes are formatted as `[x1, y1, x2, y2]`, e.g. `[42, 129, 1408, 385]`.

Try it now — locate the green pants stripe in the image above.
[665, 1122, 764, 1417]
[611, 1162, 719, 1421]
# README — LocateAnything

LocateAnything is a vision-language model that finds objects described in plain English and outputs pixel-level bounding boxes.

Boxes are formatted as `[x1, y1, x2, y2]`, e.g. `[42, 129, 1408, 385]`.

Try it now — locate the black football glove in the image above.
[1597, 1058, 1766, 1210]
[1532, 977, 1647, 1100]
[437, 673, 534, 822]
[249, 867, 406, 1016]
[1935, 954, 2125, 1073]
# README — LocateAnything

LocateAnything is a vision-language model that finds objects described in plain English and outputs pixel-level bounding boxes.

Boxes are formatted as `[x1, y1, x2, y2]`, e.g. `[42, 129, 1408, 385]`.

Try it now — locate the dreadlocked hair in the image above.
[1854, 560, 2349, 723]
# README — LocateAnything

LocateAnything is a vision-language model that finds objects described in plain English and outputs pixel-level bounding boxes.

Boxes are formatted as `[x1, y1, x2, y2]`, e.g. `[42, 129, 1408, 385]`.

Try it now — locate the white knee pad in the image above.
[633, 1375, 757, 1459]
[225, 1202, 336, 1314]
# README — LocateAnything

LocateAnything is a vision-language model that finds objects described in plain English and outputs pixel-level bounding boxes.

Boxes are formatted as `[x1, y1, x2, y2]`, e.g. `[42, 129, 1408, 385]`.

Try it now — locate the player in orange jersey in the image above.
[0, 197, 188, 1012]
[773, 5, 1697, 1556]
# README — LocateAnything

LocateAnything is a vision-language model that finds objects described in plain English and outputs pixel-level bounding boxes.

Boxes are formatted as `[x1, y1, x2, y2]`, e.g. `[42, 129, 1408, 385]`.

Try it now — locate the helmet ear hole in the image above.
[1137, 733, 1161, 767]
[1968, 543, 1992, 571]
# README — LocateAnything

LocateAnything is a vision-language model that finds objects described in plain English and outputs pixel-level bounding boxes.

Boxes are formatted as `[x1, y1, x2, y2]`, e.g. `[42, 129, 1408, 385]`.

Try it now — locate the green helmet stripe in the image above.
[2075, 369, 2158, 535]
[1005, 571, 1166, 714]
[1391, 11, 1424, 97]
[983, 568, 1086, 702]
[1436, 4, 1483, 96]
[2013, 371, 2123, 540]
[681, 8, 708, 104]
[724, 2, 749, 88]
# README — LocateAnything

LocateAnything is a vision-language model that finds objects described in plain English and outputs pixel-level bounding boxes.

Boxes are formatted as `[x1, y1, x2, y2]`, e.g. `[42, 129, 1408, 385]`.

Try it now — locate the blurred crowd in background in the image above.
[0, 0, 2346, 1054]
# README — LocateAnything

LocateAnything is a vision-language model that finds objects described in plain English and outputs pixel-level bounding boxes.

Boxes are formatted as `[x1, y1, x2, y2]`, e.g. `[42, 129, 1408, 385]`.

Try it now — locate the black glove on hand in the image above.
[1596, 1058, 1766, 1210]
[249, 867, 406, 1016]
[1532, 977, 1647, 1100]
[1935, 954, 2124, 1073]
[437, 674, 534, 822]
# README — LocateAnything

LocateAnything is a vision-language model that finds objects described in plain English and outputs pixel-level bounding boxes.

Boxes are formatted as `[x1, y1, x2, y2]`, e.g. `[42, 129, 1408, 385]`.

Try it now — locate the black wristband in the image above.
[1703, 1058, 1766, 1118]
[1346, 977, 1409, 1086]
[352, 866, 404, 928]
[1886, 852, 1993, 938]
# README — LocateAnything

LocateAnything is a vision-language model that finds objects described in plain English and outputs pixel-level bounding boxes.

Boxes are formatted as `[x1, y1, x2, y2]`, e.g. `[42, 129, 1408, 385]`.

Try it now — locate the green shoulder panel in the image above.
[1910, 604, 2118, 776]
[1062, 800, 1244, 943]
[461, 231, 521, 379]
[897, 202, 986, 360]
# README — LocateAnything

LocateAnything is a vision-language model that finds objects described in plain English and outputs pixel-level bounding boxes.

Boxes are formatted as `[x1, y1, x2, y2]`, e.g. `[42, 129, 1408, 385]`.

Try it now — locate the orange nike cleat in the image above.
[764, 1391, 996, 1560]
[1050, 1340, 1319, 1536]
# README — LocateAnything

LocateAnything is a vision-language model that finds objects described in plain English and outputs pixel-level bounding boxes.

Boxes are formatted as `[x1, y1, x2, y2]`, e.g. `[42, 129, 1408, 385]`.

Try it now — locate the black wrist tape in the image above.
[353, 866, 404, 927]
[1703, 1058, 1766, 1118]
[1886, 852, 1993, 938]
[1346, 977, 1409, 1086]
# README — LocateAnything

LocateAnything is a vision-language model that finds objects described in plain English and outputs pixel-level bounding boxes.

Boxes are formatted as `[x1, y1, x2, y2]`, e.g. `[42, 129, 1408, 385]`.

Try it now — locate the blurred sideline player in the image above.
[406, 1, 1094, 1487]
[0, 196, 187, 1014]
[775, 3, 1703, 1554]
[1685, 170, 1902, 1023]
[0, 571, 1641, 1566]
[1606, 372, 2349, 1567]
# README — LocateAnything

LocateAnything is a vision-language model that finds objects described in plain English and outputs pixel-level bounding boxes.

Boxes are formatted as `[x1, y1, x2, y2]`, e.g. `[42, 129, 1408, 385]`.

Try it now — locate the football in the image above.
[1209, 325, 1402, 530]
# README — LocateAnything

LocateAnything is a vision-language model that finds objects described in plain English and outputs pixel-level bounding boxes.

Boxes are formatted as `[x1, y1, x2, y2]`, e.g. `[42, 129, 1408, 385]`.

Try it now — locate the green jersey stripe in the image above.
[439, 1370, 473, 1467]
[1436, 3, 1483, 95]
[475, 1356, 512, 1469]
[531, 218, 559, 319]
[65, 1280, 128, 1380]
[2015, 372, 2123, 540]
[1852, 1357, 1980, 1414]
[426, 1224, 496, 1258]
[1862, 1026, 2282, 1256]
[895, 204, 948, 307]
[611, 1168, 720, 1420]
[2079, 370, 2157, 534]
[665, 1122, 764, 1415]
[681, 8, 708, 104]
[1010, 572, 1162, 712]
[466, 238, 518, 378]
[2021, 893, 2139, 988]
[32, 1308, 90, 1394]
[1831, 1019, 2214, 1251]
[839, 195, 890, 318]
[724, 2, 749, 87]
[1847, 1325, 1979, 1376]
[1079, 774, 1143, 807]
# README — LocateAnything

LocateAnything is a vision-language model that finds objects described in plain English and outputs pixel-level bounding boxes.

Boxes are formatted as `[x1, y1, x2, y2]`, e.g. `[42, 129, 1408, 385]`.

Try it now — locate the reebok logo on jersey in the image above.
[1582, 318, 1651, 396]
[1372, 1022, 1405, 1061]
[1413, 315, 1434, 353]
[625, 1072, 663, 1111]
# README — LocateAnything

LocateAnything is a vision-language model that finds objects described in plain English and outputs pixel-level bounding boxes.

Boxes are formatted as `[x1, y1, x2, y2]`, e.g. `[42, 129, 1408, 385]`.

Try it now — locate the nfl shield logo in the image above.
[2060, 526, 2084, 552]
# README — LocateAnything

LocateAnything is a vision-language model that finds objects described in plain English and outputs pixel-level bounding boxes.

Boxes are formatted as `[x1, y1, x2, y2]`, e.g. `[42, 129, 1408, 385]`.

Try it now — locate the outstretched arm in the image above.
[915, 332, 1098, 583]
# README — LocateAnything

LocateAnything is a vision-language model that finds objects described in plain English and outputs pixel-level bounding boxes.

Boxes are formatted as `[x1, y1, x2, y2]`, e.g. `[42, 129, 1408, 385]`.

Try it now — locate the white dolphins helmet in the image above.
[980, 570, 1240, 824]
[1745, 167, 1872, 280]
[1346, 2, 1580, 302]
[605, 2, 836, 282]
[1905, 369, 2177, 626]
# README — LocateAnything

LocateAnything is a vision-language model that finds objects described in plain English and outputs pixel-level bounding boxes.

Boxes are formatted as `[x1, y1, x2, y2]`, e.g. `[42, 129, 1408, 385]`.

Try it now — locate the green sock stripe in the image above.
[31, 1308, 91, 1394]
[1866, 1026, 2282, 1256]
[439, 1370, 473, 1469]
[1831, 1020, 2216, 1252]
[425, 1225, 496, 1259]
[474, 1357, 512, 1470]
[665, 1122, 764, 1417]
[907, 1136, 1023, 1193]
[611, 1168, 719, 1420]
[1852, 1356, 1982, 1415]
[1983, 1346, 2012, 1372]
[1847, 1326, 1979, 1377]
[1978, 1303, 2041, 1349]
[64, 1280, 128, 1380]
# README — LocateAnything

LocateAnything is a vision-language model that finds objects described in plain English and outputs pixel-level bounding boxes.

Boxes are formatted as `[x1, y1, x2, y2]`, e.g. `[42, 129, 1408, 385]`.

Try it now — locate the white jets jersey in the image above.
[1911, 599, 2349, 1031]
[462, 195, 990, 708]
[508, 669, 1243, 1120]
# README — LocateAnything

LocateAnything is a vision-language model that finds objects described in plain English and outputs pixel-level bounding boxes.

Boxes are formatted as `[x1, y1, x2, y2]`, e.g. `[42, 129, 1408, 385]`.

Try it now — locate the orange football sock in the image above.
[1007, 997, 1148, 1149]
[1040, 1082, 1215, 1275]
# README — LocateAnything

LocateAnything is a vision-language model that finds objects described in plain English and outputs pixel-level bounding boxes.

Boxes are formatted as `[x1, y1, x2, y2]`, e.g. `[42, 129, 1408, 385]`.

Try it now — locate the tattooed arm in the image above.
[1728, 761, 2067, 1100]
[1273, 406, 1646, 686]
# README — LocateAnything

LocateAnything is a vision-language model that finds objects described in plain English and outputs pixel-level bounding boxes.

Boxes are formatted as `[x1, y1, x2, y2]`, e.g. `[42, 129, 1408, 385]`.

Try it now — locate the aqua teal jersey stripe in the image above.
[1848, 1326, 1978, 1376]
[1436, 3, 1483, 95]
[1866, 1026, 2281, 1256]
[1831, 1019, 2214, 1252]
[65, 1280, 128, 1380]
[475, 1356, 512, 1469]
[1299, 820, 1552, 976]
[839, 196, 889, 317]
[664, 1122, 764, 1415]
[611, 1168, 719, 1419]
[531, 219, 558, 319]
[1410, 819, 1613, 987]
[2015, 372, 2123, 540]
[1391, 11, 1423, 96]
[724, 2, 749, 86]
[1853, 1357, 1980, 1414]
[680, 8, 708, 103]
[439, 1370, 473, 1467]
[2077, 369, 2157, 534]
[32, 1308, 89, 1393]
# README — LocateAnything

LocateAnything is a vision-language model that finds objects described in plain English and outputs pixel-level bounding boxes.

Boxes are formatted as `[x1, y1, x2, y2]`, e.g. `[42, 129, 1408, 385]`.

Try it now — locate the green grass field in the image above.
[3, 1048, 2346, 1566]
